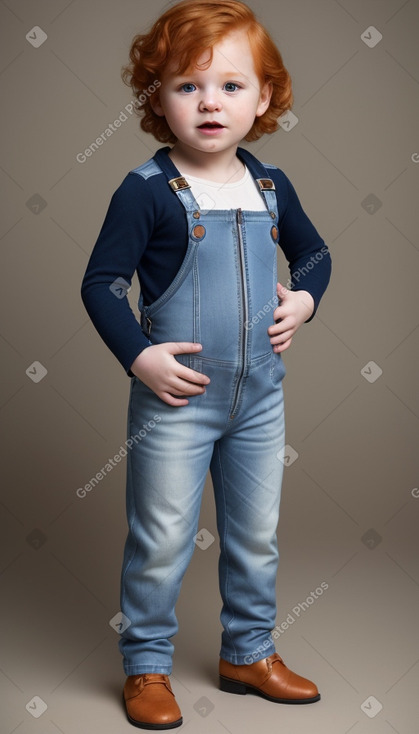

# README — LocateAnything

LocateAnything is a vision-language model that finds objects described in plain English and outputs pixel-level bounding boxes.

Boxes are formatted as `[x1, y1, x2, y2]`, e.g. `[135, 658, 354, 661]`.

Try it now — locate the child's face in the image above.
[152, 29, 271, 157]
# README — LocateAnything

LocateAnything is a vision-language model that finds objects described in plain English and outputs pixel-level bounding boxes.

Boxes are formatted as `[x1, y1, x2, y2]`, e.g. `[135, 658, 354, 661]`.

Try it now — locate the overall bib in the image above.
[119, 149, 286, 675]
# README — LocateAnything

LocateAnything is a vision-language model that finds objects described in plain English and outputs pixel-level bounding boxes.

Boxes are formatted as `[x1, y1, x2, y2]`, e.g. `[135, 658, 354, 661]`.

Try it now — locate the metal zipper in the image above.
[230, 208, 248, 419]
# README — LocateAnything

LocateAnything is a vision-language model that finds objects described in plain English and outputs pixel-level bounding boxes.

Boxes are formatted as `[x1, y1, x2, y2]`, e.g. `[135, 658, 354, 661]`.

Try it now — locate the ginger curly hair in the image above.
[122, 0, 293, 143]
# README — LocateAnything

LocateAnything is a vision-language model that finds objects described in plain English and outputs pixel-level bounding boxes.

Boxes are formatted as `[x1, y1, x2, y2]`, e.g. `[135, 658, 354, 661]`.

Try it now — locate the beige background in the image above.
[1, 0, 418, 732]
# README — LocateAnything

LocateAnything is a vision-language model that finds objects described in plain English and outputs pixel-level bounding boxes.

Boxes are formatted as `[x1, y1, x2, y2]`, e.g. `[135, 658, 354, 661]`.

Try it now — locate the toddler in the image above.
[81, 0, 331, 728]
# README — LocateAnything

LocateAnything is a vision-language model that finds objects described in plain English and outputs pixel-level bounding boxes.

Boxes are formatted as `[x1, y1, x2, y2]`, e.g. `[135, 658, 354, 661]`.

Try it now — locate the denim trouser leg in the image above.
[119, 375, 215, 675]
[210, 357, 285, 664]
[119, 354, 285, 675]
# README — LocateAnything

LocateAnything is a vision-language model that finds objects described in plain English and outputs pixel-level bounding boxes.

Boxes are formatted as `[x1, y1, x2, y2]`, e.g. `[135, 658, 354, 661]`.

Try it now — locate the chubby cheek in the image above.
[166, 105, 192, 134]
[235, 103, 259, 131]
[171, 106, 191, 127]
[166, 91, 188, 111]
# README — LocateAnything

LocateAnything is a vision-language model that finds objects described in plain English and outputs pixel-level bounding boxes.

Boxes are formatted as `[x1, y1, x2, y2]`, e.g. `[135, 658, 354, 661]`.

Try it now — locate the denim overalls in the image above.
[119, 149, 286, 674]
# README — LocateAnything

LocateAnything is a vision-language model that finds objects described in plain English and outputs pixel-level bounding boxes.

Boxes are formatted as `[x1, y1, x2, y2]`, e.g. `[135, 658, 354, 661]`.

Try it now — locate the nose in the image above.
[198, 90, 222, 112]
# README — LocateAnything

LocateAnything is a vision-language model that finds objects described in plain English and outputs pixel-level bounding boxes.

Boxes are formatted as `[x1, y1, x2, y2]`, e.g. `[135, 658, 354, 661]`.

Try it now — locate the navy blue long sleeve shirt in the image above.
[81, 146, 331, 374]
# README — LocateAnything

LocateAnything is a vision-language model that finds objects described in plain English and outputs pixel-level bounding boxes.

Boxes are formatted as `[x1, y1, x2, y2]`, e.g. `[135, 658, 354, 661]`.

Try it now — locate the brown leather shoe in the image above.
[219, 652, 320, 704]
[123, 673, 183, 729]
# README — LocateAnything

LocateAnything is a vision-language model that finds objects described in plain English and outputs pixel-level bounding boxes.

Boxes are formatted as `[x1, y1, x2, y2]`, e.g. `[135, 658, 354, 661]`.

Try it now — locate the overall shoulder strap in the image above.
[236, 147, 278, 218]
[154, 147, 199, 212]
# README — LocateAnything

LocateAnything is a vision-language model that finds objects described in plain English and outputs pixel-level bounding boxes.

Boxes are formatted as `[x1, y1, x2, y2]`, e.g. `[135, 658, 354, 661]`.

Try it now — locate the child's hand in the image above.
[130, 342, 210, 406]
[268, 282, 314, 353]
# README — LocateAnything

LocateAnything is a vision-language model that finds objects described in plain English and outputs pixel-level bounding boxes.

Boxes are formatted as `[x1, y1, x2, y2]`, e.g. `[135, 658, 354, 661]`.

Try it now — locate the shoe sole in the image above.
[219, 675, 321, 704]
[123, 693, 183, 729]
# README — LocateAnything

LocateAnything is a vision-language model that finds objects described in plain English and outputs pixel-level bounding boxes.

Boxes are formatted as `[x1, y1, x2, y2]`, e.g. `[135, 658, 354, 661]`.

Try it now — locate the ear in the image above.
[255, 81, 272, 118]
[150, 92, 165, 117]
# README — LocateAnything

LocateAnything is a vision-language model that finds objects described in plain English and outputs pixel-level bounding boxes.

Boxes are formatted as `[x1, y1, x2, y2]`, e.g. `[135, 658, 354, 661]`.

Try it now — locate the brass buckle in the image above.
[168, 176, 191, 191]
[256, 178, 275, 191]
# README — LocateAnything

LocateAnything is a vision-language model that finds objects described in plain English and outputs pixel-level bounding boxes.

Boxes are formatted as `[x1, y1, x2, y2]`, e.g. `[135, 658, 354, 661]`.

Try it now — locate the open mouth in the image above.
[198, 122, 224, 130]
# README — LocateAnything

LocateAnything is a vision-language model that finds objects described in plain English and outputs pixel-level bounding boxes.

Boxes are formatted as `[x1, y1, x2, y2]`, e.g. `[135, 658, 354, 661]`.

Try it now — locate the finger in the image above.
[168, 381, 207, 397]
[273, 337, 292, 353]
[168, 342, 203, 354]
[273, 303, 296, 325]
[176, 366, 210, 385]
[276, 281, 289, 300]
[273, 305, 283, 323]
[160, 391, 190, 407]
[268, 317, 286, 335]
[268, 316, 293, 336]
[269, 328, 294, 345]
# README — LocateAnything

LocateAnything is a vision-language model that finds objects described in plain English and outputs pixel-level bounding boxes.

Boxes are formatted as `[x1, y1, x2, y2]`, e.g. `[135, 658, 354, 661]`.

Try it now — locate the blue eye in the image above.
[181, 83, 196, 93]
[224, 82, 240, 92]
